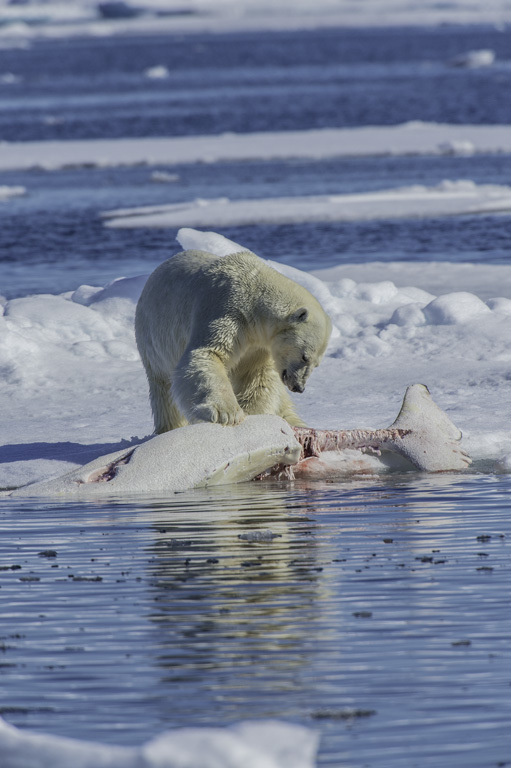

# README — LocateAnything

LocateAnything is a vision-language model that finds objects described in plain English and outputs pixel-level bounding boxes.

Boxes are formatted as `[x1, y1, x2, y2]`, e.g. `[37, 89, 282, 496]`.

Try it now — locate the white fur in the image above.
[135, 249, 332, 433]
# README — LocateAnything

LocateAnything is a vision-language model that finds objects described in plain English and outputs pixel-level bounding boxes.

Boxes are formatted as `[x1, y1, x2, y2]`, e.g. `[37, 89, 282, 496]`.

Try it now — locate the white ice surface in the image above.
[2, 123, 511, 171]
[0, 0, 510, 39]
[2, 225, 511, 492]
[0, 716, 318, 768]
[102, 180, 511, 229]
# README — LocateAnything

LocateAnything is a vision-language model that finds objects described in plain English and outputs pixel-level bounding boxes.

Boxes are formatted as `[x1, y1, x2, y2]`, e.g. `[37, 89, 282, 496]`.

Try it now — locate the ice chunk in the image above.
[450, 49, 495, 68]
[0, 185, 25, 199]
[144, 65, 169, 79]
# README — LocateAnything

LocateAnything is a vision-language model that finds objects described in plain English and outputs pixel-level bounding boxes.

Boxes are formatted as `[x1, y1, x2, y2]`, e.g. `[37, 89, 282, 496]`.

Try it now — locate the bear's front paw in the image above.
[191, 401, 245, 426]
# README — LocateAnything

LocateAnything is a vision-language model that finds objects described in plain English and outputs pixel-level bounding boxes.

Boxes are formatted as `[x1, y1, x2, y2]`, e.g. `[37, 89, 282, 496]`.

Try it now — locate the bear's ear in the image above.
[288, 307, 309, 324]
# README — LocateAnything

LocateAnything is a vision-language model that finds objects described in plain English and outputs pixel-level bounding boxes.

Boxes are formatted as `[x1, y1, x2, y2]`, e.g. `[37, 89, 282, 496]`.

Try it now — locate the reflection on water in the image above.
[1, 473, 511, 767]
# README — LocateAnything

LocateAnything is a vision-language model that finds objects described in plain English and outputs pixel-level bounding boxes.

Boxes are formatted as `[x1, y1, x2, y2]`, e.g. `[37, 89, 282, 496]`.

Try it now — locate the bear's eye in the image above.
[302, 353, 309, 364]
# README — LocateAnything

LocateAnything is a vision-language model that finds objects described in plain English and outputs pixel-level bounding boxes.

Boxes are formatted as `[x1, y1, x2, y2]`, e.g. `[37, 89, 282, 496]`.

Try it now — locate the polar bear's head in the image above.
[273, 306, 332, 394]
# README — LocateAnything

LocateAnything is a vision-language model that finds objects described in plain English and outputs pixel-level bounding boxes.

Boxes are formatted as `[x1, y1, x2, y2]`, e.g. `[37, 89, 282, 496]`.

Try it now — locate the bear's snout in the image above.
[282, 368, 306, 394]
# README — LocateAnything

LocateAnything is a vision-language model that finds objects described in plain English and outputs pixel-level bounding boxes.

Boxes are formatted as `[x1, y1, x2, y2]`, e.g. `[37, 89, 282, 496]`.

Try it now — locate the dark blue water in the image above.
[0, 26, 511, 141]
[2, 475, 511, 767]
[1, 25, 511, 299]
[2, 153, 511, 299]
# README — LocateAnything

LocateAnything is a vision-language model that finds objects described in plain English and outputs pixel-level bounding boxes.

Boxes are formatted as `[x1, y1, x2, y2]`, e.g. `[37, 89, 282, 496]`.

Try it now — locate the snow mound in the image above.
[423, 292, 492, 325]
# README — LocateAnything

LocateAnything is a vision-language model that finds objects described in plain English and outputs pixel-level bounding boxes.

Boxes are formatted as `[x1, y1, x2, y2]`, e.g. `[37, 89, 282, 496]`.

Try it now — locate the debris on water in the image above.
[38, 550, 57, 558]
[238, 530, 282, 542]
[452, 640, 472, 647]
[477, 535, 492, 542]
[71, 576, 103, 582]
[353, 611, 373, 618]
[312, 709, 377, 721]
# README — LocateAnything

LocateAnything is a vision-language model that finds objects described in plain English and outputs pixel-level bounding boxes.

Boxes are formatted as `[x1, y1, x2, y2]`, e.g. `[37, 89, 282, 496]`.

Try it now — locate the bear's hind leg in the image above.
[147, 374, 187, 433]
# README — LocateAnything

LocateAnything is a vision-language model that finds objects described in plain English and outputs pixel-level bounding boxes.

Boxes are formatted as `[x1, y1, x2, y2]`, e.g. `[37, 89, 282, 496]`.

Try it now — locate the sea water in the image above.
[1, 22, 511, 766]
[2, 24, 511, 298]
[3, 153, 511, 299]
[1, 474, 511, 767]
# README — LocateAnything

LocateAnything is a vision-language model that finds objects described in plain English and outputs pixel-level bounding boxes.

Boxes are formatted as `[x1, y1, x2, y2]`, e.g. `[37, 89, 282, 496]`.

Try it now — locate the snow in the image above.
[102, 180, 511, 229]
[2, 225, 511, 493]
[422, 291, 492, 325]
[0, 716, 318, 768]
[3, 123, 511, 171]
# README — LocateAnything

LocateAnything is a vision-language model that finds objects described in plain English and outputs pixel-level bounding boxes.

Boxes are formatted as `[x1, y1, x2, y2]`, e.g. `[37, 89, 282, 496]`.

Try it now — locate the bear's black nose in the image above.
[292, 383, 304, 394]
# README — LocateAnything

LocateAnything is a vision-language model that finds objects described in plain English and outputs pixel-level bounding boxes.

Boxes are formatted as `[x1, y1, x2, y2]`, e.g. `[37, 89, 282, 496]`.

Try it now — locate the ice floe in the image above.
[2, 123, 511, 172]
[102, 180, 511, 229]
[0, 0, 510, 39]
[2, 227, 511, 492]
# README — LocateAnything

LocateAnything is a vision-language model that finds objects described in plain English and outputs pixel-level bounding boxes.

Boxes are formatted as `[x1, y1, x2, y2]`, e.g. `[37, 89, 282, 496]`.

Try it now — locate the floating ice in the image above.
[150, 170, 180, 183]
[0, 72, 21, 84]
[0, 716, 318, 768]
[0, 185, 25, 200]
[144, 64, 169, 79]
[3, 125, 511, 172]
[450, 49, 496, 68]
[0, 0, 510, 38]
[102, 181, 511, 229]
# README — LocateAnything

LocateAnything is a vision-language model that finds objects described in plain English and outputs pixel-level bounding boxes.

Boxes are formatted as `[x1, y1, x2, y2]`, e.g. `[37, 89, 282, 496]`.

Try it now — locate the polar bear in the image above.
[135, 249, 332, 434]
